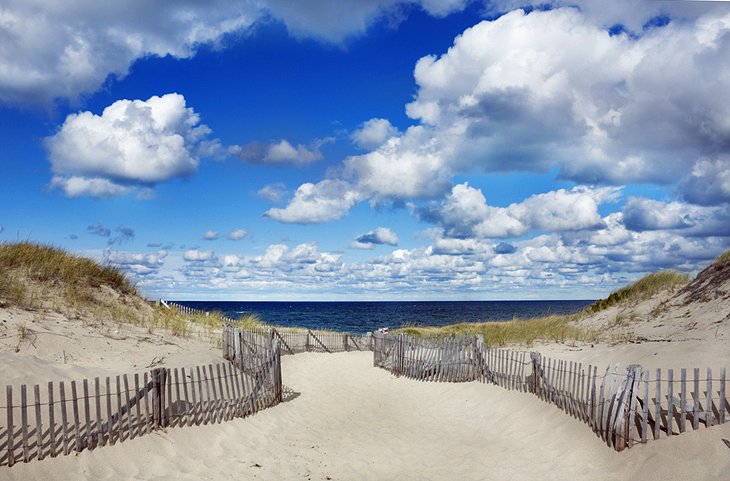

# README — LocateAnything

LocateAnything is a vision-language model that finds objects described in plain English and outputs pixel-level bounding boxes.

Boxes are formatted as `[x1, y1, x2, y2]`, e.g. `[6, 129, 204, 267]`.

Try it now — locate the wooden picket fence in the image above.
[165, 301, 239, 325]
[223, 326, 373, 357]
[372, 332, 729, 451]
[530, 355, 729, 451]
[1, 333, 281, 467]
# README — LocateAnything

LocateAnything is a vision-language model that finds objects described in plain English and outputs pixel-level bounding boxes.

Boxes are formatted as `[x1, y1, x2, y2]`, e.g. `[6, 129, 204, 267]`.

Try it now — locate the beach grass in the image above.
[395, 312, 599, 348]
[0, 241, 136, 299]
[586, 270, 690, 313]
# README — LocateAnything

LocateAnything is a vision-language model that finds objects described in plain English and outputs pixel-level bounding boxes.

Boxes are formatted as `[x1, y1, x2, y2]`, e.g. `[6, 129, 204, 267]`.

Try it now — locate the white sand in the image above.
[2, 347, 729, 481]
[2, 302, 730, 480]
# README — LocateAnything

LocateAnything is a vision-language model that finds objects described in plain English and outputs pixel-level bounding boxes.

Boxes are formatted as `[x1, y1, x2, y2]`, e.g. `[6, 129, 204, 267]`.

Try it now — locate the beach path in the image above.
[4, 351, 730, 480]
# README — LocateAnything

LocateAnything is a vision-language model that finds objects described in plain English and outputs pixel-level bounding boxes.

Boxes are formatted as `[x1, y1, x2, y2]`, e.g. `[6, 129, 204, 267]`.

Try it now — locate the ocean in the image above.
[173, 300, 595, 334]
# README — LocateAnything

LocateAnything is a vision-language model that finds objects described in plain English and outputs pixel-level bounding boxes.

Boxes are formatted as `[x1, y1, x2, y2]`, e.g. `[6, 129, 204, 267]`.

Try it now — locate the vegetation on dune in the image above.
[586, 270, 690, 314]
[395, 312, 599, 348]
[713, 249, 730, 265]
[0, 242, 136, 298]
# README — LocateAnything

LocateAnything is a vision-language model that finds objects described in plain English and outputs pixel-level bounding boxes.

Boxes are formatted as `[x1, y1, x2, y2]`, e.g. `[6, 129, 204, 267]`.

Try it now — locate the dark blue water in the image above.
[173, 300, 594, 334]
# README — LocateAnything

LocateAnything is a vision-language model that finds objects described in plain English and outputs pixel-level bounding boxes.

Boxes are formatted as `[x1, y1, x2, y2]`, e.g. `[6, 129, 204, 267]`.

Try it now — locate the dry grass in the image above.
[0, 242, 135, 297]
[586, 270, 690, 313]
[394, 312, 598, 348]
[713, 249, 730, 265]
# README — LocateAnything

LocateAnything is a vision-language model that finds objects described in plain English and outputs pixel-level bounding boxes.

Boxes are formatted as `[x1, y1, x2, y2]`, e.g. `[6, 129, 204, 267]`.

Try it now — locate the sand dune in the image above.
[2, 348, 729, 481]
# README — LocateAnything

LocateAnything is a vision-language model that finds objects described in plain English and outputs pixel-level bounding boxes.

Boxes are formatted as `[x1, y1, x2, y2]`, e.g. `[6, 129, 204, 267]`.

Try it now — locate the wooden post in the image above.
[6, 386, 14, 466]
[134, 374, 142, 435]
[151, 369, 160, 429]
[143, 373, 151, 433]
[95, 377, 102, 447]
[706, 367, 713, 427]
[105, 377, 113, 444]
[667, 369, 674, 437]
[641, 369, 649, 444]
[654, 368, 661, 440]
[21, 384, 29, 462]
[82, 379, 91, 449]
[34, 384, 43, 460]
[693, 367, 700, 430]
[48, 382, 56, 457]
[680, 368, 687, 433]
[720, 367, 726, 425]
[70, 381, 81, 453]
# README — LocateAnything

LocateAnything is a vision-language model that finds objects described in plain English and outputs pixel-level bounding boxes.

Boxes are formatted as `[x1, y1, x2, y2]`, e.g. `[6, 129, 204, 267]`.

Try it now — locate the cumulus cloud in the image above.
[183, 249, 217, 262]
[422, 183, 618, 239]
[351, 118, 399, 150]
[622, 197, 730, 237]
[203, 231, 219, 241]
[0, 0, 477, 106]
[0, 0, 259, 106]
[237, 138, 331, 165]
[265, 0, 468, 42]
[256, 183, 288, 204]
[679, 157, 730, 206]
[264, 179, 365, 223]
[351, 227, 399, 249]
[227, 229, 248, 241]
[109, 226, 135, 245]
[87, 223, 110, 237]
[104, 249, 167, 276]
[46, 93, 215, 198]
[274, 7, 730, 223]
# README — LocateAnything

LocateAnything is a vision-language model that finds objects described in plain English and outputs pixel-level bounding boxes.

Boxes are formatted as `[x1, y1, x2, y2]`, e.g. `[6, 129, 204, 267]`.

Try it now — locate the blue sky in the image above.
[1, 0, 730, 301]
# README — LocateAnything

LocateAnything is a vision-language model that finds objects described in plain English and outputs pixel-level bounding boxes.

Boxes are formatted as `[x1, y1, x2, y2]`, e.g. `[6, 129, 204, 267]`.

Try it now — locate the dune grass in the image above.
[586, 270, 690, 314]
[395, 312, 598, 348]
[713, 249, 730, 265]
[0, 242, 135, 298]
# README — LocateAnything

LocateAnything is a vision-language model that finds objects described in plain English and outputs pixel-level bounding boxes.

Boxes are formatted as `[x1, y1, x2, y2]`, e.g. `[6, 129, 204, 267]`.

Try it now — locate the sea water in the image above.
[173, 300, 594, 334]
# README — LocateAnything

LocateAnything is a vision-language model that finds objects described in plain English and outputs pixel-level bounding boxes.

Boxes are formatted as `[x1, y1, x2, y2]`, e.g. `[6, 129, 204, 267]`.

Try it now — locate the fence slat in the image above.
[70, 381, 81, 453]
[654, 368, 661, 440]
[693, 367, 700, 430]
[34, 384, 42, 461]
[105, 377, 113, 444]
[82, 379, 91, 449]
[95, 377, 103, 447]
[641, 369, 649, 444]
[667, 369, 674, 437]
[680, 368, 687, 433]
[134, 374, 142, 436]
[21, 384, 29, 462]
[47, 382, 56, 457]
[6, 386, 14, 467]
[720, 367, 726, 425]
[706, 368, 713, 427]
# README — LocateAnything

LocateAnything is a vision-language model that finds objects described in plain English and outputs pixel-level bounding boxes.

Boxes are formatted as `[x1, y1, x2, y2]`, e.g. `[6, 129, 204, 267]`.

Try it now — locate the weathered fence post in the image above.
[530, 352, 541, 396]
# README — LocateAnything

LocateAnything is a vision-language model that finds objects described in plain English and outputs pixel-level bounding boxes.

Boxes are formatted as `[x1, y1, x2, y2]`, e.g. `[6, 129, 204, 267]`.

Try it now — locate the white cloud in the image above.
[105, 249, 167, 276]
[183, 249, 216, 262]
[227, 228, 248, 241]
[622, 197, 730, 236]
[351, 227, 399, 249]
[264, 179, 365, 223]
[423, 183, 618, 239]
[0, 0, 477, 106]
[264, 0, 468, 42]
[203, 231, 219, 240]
[238, 138, 331, 165]
[50, 176, 133, 198]
[351, 118, 399, 149]
[46, 93, 214, 197]
[404, 8, 730, 187]
[0, 0, 258, 106]
[256, 183, 288, 203]
[680, 157, 730, 205]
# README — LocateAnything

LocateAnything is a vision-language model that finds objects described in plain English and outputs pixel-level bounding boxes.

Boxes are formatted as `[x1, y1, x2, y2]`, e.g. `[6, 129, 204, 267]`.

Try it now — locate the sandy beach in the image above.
[2, 331, 730, 481]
